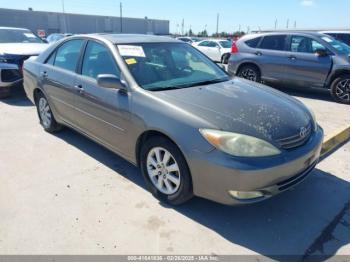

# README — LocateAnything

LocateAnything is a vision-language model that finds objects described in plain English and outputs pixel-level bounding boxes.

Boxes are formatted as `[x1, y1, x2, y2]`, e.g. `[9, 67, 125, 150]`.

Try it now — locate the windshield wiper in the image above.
[148, 86, 183, 91]
[147, 78, 229, 91]
[182, 78, 229, 88]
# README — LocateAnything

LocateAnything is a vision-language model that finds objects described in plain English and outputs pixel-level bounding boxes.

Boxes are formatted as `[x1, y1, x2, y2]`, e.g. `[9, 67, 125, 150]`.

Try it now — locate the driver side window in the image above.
[82, 41, 120, 80]
[290, 36, 327, 53]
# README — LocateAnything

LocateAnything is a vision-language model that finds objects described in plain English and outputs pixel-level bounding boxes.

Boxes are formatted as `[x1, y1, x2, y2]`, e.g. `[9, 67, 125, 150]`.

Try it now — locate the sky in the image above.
[0, 0, 349, 34]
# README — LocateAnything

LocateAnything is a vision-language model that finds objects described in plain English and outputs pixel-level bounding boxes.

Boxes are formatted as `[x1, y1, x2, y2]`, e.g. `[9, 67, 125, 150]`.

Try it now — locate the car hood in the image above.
[153, 78, 312, 142]
[0, 43, 49, 56]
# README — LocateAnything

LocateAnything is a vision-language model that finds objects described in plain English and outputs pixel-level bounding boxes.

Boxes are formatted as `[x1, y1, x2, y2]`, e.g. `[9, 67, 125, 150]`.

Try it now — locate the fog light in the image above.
[229, 190, 264, 200]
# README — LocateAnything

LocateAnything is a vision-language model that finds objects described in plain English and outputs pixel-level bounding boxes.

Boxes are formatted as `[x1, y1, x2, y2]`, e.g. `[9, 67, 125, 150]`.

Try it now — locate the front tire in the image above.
[35, 92, 63, 133]
[330, 75, 350, 104]
[237, 65, 261, 82]
[140, 136, 193, 205]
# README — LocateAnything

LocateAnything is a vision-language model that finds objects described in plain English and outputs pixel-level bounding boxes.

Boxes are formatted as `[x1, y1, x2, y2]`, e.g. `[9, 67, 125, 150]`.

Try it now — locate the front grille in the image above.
[1, 69, 22, 82]
[277, 123, 312, 150]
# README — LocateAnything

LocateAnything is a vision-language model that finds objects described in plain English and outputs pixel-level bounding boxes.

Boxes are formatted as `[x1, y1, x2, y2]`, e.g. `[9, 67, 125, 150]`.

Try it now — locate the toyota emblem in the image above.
[300, 127, 307, 138]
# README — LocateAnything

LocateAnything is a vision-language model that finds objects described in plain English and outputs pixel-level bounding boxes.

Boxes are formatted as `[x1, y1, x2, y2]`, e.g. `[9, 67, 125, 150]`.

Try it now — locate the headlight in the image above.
[199, 129, 281, 157]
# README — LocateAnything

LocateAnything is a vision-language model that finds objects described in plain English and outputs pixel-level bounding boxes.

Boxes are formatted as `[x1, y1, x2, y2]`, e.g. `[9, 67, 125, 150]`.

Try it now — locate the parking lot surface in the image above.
[0, 86, 349, 258]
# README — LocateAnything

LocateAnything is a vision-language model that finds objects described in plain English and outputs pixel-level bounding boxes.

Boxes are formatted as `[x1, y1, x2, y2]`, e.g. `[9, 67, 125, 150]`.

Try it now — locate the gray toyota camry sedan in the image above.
[23, 34, 324, 205]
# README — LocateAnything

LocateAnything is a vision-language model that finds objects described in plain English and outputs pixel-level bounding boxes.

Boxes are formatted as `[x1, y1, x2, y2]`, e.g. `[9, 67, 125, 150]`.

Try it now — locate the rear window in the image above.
[245, 37, 262, 48]
[260, 35, 287, 51]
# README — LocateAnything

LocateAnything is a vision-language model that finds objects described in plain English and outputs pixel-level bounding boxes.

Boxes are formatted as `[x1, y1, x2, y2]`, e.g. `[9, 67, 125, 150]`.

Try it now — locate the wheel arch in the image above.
[236, 62, 261, 76]
[135, 130, 183, 167]
[326, 69, 350, 88]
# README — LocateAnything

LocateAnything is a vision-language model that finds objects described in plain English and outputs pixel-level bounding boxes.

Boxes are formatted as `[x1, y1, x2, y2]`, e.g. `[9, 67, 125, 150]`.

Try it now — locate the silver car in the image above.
[23, 34, 324, 205]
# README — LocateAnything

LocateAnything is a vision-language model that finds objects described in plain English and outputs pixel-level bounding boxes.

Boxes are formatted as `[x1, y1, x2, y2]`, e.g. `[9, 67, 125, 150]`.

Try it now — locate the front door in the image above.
[74, 40, 131, 155]
[284, 35, 332, 88]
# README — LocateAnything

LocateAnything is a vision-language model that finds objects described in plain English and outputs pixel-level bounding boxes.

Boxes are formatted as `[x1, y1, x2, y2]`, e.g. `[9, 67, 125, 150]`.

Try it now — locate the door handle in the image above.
[255, 51, 262, 56]
[74, 84, 85, 94]
[40, 71, 48, 78]
[288, 55, 297, 60]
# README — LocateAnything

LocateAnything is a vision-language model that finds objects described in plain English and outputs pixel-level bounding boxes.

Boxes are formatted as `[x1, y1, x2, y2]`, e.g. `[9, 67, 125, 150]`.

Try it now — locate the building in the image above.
[0, 8, 169, 36]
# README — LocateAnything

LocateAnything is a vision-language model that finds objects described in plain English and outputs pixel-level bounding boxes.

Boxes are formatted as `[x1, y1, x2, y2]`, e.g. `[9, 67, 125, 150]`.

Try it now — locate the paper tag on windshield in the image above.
[118, 45, 145, 57]
[24, 33, 37, 38]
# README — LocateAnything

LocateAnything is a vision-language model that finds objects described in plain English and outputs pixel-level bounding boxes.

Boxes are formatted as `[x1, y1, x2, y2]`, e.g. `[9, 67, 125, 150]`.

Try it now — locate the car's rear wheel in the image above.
[238, 65, 261, 82]
[331, 76, 350, 104]
[140, 136, 193, 205]
[35, 92, 63, 132]
[221, 53, 230, 64]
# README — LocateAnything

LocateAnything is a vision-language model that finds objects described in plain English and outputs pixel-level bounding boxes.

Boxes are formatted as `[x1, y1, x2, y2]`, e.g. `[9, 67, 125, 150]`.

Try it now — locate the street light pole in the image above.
[61, 0, 67, 33]
[120, 2, 123, 33]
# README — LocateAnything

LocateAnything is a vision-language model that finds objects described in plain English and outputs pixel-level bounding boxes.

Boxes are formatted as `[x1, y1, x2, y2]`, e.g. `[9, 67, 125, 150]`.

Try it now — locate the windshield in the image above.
[117, 42, 229, 91]
[322, 36, 350, 54]
[219, 40, 232, 48]
[0, 29, 43, 44]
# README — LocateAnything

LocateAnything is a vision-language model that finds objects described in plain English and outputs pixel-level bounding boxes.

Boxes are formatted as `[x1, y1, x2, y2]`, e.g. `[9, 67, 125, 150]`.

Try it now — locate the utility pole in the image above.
[120, 2, 123, 33]
[216, 13, 219, 35]
[61, 0, 67, 33]
[275, 19, 278, 30]
[286, 19, 289, 29]
[294, 21, 297, 29]
[181, 19, 184, 36]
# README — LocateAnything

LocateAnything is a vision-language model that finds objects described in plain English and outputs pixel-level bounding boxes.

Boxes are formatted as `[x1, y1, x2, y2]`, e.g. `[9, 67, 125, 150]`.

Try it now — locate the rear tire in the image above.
[35, 92, 63, 133]
[140, 136, 193, 205]
[221, 53, 230, 64]
[330, 75, 350, 104]
[237, 65, 261, 82]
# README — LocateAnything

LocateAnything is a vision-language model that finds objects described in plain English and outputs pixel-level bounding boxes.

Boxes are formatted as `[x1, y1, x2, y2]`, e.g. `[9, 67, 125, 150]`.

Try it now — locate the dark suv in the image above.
[228, 32, 350, 104]
[322, 31, 350, 46]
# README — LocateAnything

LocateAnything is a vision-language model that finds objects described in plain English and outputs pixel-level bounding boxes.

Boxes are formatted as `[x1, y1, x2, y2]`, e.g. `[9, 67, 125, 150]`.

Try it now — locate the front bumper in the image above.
[0, 62, 22, 88]
[188, 127, 324, 205]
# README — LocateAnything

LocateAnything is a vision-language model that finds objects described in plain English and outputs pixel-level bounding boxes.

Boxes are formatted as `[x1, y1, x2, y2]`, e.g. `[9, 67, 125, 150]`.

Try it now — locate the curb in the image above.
[321, 126, 350, 158]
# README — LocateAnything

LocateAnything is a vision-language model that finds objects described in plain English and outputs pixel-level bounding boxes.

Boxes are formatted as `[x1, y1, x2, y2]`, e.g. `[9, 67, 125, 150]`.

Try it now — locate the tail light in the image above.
[231, 41, 238, 54]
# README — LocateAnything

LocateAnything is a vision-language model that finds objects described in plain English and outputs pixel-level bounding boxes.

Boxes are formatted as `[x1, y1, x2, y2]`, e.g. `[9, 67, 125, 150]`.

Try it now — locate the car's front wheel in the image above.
[331, 75, 350, 104]
[140, 136, 193, 205]
[35, 92, 63, 132]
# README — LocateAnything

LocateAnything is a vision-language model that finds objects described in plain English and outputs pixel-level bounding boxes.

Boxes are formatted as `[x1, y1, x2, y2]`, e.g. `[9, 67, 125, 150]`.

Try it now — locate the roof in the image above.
[243, 31, 329, 39]
[91, 34, 180, 44]
[0, 26, 30, 31]
[320, 31, 350, 34]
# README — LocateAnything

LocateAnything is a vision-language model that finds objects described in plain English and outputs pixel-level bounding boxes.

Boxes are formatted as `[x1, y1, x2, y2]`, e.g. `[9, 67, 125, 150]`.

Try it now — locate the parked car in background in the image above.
[0, 27, 48, 98]
[46, 33, 73, 44]
[228, 32, 350, 104]
[193, 39, 232, 64]
[23, 34, 323, 206]
[321, 31, 350, 46]
[176, 37, 202, 44]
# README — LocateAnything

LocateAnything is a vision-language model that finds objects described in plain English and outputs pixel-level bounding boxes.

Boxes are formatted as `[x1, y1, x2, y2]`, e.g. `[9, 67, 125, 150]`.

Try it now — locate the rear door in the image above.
[74, 40, 131, 155]
[40, 39, 85, 126]
[255, 34, 291, 82]
[283, 35, 332, 88]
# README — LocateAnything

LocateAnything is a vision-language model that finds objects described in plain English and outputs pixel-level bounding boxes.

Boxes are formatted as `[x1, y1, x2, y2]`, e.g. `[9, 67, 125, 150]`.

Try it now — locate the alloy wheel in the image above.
[38, 97, 52, 128]
[335, 79, 350, 103]
[240, 68, 258, 82]
[146, 147, 181, 195]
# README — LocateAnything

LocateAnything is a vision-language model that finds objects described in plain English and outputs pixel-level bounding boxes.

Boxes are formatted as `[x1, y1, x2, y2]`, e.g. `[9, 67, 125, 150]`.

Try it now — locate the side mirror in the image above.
[315, 49, 328, 57]
[97, 74, 126, 90]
